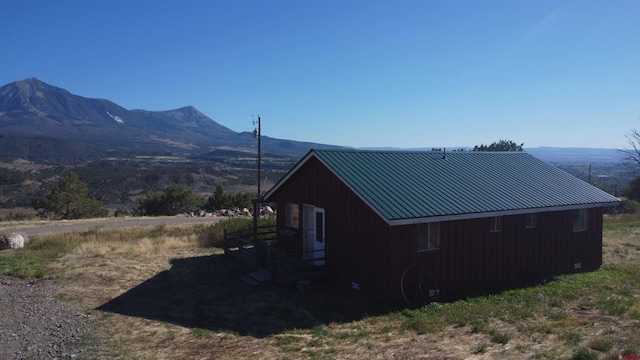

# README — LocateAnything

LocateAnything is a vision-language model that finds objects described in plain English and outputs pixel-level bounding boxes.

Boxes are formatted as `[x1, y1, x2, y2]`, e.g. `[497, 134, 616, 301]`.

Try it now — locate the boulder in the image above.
[0, 231, 28, 250]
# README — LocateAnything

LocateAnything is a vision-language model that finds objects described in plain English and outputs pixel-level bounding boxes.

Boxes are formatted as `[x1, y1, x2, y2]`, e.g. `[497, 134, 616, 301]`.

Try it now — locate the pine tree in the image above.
[34, 172, 108, 219]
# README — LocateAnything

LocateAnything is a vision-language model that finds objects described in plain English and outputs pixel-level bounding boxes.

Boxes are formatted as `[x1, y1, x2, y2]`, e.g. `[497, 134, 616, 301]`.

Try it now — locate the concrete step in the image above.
[246, 269, 273, 285]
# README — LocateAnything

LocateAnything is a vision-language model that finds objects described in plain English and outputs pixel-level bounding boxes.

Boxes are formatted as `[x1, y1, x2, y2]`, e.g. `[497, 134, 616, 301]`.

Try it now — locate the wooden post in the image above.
[253, 116, 261, 243]
[223, 228, 228, 255]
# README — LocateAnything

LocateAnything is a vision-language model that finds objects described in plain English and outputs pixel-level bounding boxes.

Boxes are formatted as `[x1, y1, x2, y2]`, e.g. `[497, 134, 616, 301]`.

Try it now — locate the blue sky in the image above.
[2, 0, 638, 149]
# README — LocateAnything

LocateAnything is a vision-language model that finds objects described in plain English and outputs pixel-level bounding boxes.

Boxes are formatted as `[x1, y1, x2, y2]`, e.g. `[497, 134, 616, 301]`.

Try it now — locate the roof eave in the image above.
[387, 201, 621, 226]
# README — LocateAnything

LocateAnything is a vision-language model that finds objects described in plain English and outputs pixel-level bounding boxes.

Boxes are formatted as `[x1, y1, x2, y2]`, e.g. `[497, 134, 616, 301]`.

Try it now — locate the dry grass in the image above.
[4, 215, 640, 359]
[68, 226, 198, 255]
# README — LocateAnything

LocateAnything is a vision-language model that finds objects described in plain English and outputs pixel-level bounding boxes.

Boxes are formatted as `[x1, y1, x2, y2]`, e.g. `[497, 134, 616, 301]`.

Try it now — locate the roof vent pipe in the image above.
[442, 148, 447, 160]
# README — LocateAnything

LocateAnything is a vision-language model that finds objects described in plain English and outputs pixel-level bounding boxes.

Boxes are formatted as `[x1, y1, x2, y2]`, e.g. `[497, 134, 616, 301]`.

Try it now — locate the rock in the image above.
[0, 232, 27, 250]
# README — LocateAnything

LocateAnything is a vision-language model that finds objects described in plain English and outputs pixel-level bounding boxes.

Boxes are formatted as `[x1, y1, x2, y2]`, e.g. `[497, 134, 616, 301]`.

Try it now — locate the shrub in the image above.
[137, 185, 201, 216]
[572, 348, 597, 360]
[605, 199, 640, 215]
[2, 210, 35, 221]
[474, 343, 488, 354]
[114, 208, 131, 217]
[204, 185, 255, 211]
[490, 329, 511, 344]
[588, 337, 613, 352]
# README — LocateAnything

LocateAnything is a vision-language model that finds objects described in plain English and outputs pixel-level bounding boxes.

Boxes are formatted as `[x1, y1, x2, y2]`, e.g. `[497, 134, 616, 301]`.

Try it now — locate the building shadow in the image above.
[96, 253, 387, 338]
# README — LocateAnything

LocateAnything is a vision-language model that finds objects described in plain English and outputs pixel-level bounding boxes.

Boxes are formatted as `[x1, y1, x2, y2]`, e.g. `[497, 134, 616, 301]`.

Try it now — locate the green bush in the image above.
[588, 337, 613, 352]
[489, 329, 511, 344]
[572, 348, 597, 360]
[137, 185, 201, 216]
[113, 208, 131, 217]
[607, 199, 640, 215]
[2, 210, 35, 221]
[204, 185, 255, 211]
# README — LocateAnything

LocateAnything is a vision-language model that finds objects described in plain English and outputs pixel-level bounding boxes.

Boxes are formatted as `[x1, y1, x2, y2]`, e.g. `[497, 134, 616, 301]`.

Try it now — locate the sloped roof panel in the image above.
[310, 150, 619, 222]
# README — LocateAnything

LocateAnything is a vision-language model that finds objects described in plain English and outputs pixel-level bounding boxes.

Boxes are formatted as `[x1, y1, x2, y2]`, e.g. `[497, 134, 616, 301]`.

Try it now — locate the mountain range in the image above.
[0, 78, 342, 162]
[0, 78, 626, 165]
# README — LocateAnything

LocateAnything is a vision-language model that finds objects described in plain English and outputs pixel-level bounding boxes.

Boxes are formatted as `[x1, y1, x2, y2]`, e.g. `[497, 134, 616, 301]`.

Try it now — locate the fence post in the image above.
[223, 228, 227, 251]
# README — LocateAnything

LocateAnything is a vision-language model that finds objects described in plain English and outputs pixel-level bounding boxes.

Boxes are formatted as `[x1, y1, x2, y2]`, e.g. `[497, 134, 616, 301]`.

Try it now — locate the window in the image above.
[573, 209, 588, 232]
[526, 213, 537, 229]
[490, 216, 503, 232]
[417, 222, 440, 251]
[285, 202, 299, 228]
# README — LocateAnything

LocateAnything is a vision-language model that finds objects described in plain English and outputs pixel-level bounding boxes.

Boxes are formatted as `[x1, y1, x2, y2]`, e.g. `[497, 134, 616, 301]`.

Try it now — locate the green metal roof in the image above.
[266, 150, 620, 225]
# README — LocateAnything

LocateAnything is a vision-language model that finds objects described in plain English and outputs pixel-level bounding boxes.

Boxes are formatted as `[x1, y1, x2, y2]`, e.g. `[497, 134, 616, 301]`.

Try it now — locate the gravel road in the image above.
[0, 276, 93, 359]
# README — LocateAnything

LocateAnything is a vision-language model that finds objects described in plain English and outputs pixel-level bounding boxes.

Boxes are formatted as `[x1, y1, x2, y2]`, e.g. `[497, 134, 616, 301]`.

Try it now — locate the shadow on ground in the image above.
[96, 253, 388, 337]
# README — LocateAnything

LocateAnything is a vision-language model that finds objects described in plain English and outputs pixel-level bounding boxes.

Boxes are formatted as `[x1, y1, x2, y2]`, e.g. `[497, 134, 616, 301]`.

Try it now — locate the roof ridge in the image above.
[313, 149, 530, 155]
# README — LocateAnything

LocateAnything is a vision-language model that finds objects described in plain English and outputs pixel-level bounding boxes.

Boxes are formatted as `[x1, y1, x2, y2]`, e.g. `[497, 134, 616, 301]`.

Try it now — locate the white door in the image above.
[303, 205, 325, 265]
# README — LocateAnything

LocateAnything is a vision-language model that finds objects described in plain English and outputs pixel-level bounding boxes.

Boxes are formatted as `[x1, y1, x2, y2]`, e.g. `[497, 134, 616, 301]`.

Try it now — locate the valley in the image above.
[0, 156, 290, 211]
[0, 78, 636, 214]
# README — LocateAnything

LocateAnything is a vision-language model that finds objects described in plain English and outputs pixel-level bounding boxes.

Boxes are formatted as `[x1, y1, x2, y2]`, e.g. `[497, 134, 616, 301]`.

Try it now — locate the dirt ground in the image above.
[53, 247, 640, 359]
[53, 247, 390, 357]
[2, 216, 639, 359]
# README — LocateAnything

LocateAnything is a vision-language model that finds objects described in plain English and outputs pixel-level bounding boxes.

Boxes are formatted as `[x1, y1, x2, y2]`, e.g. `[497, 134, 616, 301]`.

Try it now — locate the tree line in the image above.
[17, 137, 640, 220]
[27, 140, 525, 220]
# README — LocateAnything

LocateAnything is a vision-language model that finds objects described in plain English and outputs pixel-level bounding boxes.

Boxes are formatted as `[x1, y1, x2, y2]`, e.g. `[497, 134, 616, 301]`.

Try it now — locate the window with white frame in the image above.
[526, 213, 537, 229]
[490, 216, 503, 232]
[417, 222, 440, 251]
[285, 202, 299, 228]
[573, 208, 588, 232]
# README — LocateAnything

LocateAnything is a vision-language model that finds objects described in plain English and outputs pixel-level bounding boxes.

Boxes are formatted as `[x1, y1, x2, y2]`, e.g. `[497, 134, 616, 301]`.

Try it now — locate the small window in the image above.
[490, 216, 503, 232]
[285, 203, 299, 228]
[417, 222, 440, 251]
[526, 213, 537, 229]
[573, 209, 588, 232]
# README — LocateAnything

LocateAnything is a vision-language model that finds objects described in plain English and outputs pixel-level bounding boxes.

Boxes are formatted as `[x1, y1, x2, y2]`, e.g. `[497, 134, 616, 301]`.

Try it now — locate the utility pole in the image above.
[253, 115, 261, 243]
[253, 115, 267, 267]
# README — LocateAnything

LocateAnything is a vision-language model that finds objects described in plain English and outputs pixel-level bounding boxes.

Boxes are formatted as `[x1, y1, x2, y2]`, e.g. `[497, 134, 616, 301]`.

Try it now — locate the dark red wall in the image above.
[270, 157, 391, 297]
[387, 208, 603, 302]
[269, 157, 605, 304]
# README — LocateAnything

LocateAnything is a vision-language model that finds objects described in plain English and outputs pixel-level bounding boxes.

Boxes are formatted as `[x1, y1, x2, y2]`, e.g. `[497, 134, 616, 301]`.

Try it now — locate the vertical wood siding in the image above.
[269, 158, 605, 304]
[395, 209, 604, 301]
[270, 157, 392, 297]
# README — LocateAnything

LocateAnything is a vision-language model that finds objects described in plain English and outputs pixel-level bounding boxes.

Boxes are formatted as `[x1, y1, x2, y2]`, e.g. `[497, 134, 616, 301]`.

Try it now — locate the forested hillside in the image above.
[0, 159, 290, 210]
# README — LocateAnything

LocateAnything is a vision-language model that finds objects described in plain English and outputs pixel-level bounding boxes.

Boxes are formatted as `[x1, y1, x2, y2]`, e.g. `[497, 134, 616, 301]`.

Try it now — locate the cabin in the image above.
[262, 149, 619, 305]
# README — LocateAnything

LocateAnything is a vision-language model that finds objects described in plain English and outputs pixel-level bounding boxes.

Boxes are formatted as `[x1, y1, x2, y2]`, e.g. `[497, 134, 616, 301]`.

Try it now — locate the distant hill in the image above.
[0, 78, 343, 162]
[525, 147, 624, 164]
[361, 146, 625, 165]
